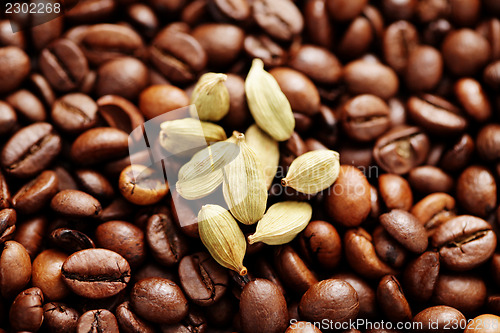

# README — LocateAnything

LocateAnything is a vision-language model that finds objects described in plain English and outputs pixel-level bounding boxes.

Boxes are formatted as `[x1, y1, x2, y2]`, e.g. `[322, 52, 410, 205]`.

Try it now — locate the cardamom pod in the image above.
[245, 124, 279, 189]
[159, 118, 227, 157]
[223, 132, 267, 225]
[248, 201, 312, 245]
[245, 58, 295, 141]
[190, 73, 230, 121]
[281, 150, 340, 195]
[198, 204, 247, 275]
[176, 141, 240, 200]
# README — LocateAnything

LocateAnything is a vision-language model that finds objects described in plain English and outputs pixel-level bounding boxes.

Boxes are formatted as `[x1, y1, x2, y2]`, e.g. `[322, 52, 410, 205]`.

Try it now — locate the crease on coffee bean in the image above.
[150, 47, 194, 78]
[58, 101, 93, 122]
[62, 266, 130, 284]
[444, 229, 490, 250]
[8, 134, 56, 171]
[47, 47, 79, 86]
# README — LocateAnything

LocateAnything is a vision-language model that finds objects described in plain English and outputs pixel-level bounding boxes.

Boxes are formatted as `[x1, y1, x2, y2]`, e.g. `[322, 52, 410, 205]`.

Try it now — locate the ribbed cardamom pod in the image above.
[159, 118, 227, 156]
[223, 132, 267, 225]
[198, 204, 247, 275]
[248, 201, 312, 245]
[245, 58, 295, 141]
[245, 124, 279, 189]
[190, 73, 230, 121]
[281, 150, 340, 195]
[176, 141, 240, 200]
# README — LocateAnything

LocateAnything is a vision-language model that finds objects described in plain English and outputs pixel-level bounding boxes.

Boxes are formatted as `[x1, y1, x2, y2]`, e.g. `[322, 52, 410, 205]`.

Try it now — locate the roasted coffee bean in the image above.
[252, 0, 303, 41]
[442, 29, 491, 76]
[205, 295, 236, 327]
[0, 241, 31, 299]
[178, 252, 228, 306]
[326, 0, 367, 21]
[336, 16, 374, 59]
[432, 215, 496, 271]
[408, 166, 454, 195]
[465, 314, 500, 333]
[298, 220, 342, 270]
[0, 46, 30, 93]
[74, 169, 114, 202]
[405, 45, 443, 91]
[96, 57, 149, 100]
[411, 193, 456, 236]
[289, 45, 342, 85]
[314, 105, 339, 148]
[373, 125, 430, 174]
[43, 302, 80, 333]
[378, 173, 413, 211]
[341, 94, 390, 142]
[139, 84, 190, 120]
[169, 191, 199, 239]
[161, 309, 207, 333]
[1, 122, 62, 178]
[12, 170, 58, 214]
[403, 251, 440, 303]
[300, 279, 359, 324]
[9, 287, 44, 332]
[49, 228, 95, 253]
[439, 133, 475, 172]
[332, 272, 377, 319]
[116, 301, 155, 333]
[477, 124, 500, 162]
[483, 60, 500, 91]
[222, 74, 252, 130]
[95, 221, 146, 269]
[243, 34, 287, 68]
[339, 144, 374, 169]
[380, 209, 428, 253]
[77, 309, 119, 333]
[373, 226, 408, 268]
[240, 278, 288, 333]
[344, 59, 399, 100]
[28, 73, 55, 107]
[413, 305, 466, 333]
[39, 38, 88, 92]
[456, 166, 497, 217]
[130, 277, 188, 324]
[280, 132, 308, 169]
[119, 165, 169, 205]
[432, 274, 486, 313]
[0, 102, 17, 136]
[383, 20, 419, 74]
[51, 93, 98, 134]
[62, 248, 131, 299]
[51, 189, 102, 218]
[0, 20, 26, 48]
[303, 0, 334, 49]
[274, 245, 318, 295]
[14, 216, 47, 259]
[208, 0, 251, 23]
[70, 127, 129, 165]
[126, 3, 159, 38]
[6, 89, 46, 122]
[0, 208, 15, 243]
[254, 258, 287, 298]
[97, 95, 144, 135]
[377, 275, 412, 322]
[32, 249, 69, 301]
[455, 78, 492, 122]
[192, 23, 244, 67]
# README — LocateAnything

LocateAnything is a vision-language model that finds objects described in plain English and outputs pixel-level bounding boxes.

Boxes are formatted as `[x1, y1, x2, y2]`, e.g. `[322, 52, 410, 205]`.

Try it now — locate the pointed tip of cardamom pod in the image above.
[281, 178, 288, 187]
[214, 73, 227, 82]
[239, 266, 248, 276]
[251, 58, 264, 69]
[232, 131, 245, 141]
[247, 234, 256, 245]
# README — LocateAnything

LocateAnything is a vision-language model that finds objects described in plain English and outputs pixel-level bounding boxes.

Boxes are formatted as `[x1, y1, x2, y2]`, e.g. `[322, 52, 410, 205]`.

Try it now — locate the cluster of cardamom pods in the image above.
[159, 59, 340, 275]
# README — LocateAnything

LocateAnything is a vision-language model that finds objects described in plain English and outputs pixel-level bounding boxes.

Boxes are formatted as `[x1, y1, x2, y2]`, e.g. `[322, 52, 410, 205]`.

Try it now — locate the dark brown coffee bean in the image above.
[127, 3, 159, 39]
[304, 0, 334, 49]
[74, 169, 114, 202]
[31, 18, 62, 52]
[340, 144, 374, 169]
[146, 212, 190, 266]
[0, 46, 30, 93]
[254, 258, 287, 298]
[380, 209, 428, 253]
[150, 27, 207, 83]
[408, 165, 454, 195]
[80, 24, 144, 66]
[439, 133, 475, 172]
[192, 23, 244, 67]
[71, 127, 129, 165]
[240, 278, 288, 333]
[477, 124, 500, 162]
[131, 277, 188, 324]
[54, 166, 79, 191]
[274, 245, 318, 295]
[161, 309, 207, 333]
[483, 60, 500, 91]
[243, 34, 287, 68]
[432, 274, 486, 313]
[403, 251, 440, 303]
[450, 0, 480, 26]
[289, 45, 342, 85]
[221, 74, 252, 130]
[181, 0, 209, 26]
[336, 16, 374, 59]
[0, 241, 31, 298]
[383, 20, 419, 74]
[95, 221, 146, 269]
[457, 166, 497, 217]
[252, 0, 303, 41]
[62, 248, 131, 299]
[341, 94, 390, 142]
[373, 125, 430, 174]
[14, 216, 47, 259]
[32, 249, 69, 301]
[378, 173, 413, 211]
[0, 102, 17, 136]
[344, 228, 398, 279]
[52, 93, 98, 134]
[43, 302, 80, 333]
[49, 228, 95, 253]
[208, 0, 251, 22]
[332, 272, 377, 319]
[1, 122, 62, 178]
[326, 0, 367, 21]
[9, 287, 44, 332]
[315, 105, 339, 148]
[40, 38, 88, 92]
[326, 165, 371, 227]
[454, 78, 492, 122]
[377, 275, 412, 322]
[51, 189, 102, 218]
[405, 45, 443, 91]
[6, 89, 46, 122]
[0, 209, 16, 244]
[97, 95, 144, 135]
[178, 252, 228, 306]
[413, 305, 466, 333]
[270, 67, 320, 117]
[280, 132, 308, 169]
[300, 279, 359, 324]
[98, 198, 136, 222]
[344, 59, 399, 100]
[432, 215, 496, 271]
[373, 226, 408, 268]
[0, 20, 26, 48]
[116, 301, 155, 333]
[382, 0, 416, 20]
[77, 309, 119, 333]
[12, 170, 58, 214]
[298, 220, 342, 270]
[411, 193, 456, 237]
[442, 29, 491, 76]
[96, 57, 149, 100]
[65, 0, 116, 23]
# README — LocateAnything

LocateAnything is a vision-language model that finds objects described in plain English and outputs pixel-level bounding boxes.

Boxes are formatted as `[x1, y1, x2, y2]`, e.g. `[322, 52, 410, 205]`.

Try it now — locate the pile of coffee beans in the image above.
[1, 0, 500, 332]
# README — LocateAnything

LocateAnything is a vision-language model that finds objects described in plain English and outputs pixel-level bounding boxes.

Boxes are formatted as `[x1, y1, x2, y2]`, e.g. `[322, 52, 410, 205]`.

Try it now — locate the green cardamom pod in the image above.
[245, 124, 279, 189]
[190, 73, 230, 121]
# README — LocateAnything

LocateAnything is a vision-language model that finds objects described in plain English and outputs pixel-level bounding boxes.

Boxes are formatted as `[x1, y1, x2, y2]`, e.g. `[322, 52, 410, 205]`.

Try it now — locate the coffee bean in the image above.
[432, 215, 496, 271]
[139, 84, 190, 120]
[337, 16, 374, 59]
[465, 314, 500, 333]
[74, 169, 114, 202]
[373, 226, 408, 268]
[344, 59, 399, 100]
[119, 165, 168, 205]
[1, 122, 62, 178]
[373, 125, 430, 174]
[77, 309, 119, 333]
[411, 193, 456, 236]
[130, 277, 188, 324]
[97, 95, 145, 135]
[377, 275, 412, 321]
[289, 45, 342, 85]
[222, 74, 252, 130]
[408, 166, 454, 195]
[477, 124, 500, 162]
[432, 274, 486, 313]
[126, 3, 159, 39]
[252, 0, 303, 41]
[380, 209, 428, 253]
[39, 38, 88, 92]
[403, 251, 440, 304]
[300, 279, 359, 324]
[274, 245, 318, 295]
[442, 29, 491, 76]
[96, 57, 149, 100]
[454, 78, 492, 122]
[161, 309, 207, 333]
[383, 20, 419, 74]
[70, 127, 129, 165]
[280, 132, 308, 169]
[49, 228, 96, 253]
[456, 166, 497, 217]
[0, 102, 17, 136]
[51, 189, 102, 218]
[0, 241, 31, 299]
[51, 93, 98, 134]
[208, 0, 251, 23]
[9, 287, 44, 332]
[12, 170, 59, 214]
[439, 133, 475, 172]
[14, 216, 47, 259]
[332, 272, 377, 319]
[405, 45, 443, 91]
[6, 89, 46, 122]
[243, 34, 287, 68]
[413, 305, 466, 333]
[0, 209, 16, 244]
[315, 105, 339, 148]
[240, 278, 288, 333]
[0, 46, 30, 93]
[378, 173, 413, 211]
[116, 301, 155, 333]
[43, 302, 80, 333]
[483, 60, 500, 91]
[304, 0, 334, 49]
[32, 249, 69, 301]
[62, 248, 131, 299]
[326, 0, 367, 21]
[254, 258, 287, 297]
[450, 0, 480, 26]
[298, 220, 342, 270]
